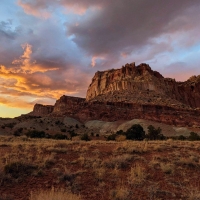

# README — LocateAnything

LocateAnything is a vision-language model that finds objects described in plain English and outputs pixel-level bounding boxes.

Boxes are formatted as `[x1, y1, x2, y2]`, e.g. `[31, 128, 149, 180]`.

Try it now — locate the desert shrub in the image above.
[75, 124, 79, 129]
[116, 130, 125, 135]
[52, 134, 68, 140]
[96, 134, 99, 137]
[146, 125, 165, 140]
[177, 135, 186, 140]
[13, 128, 23, 137]
[61, 129, 66, 132]
[107, 134, 117, 141]
[125, 124, 145, 140]
[188, 132, 200, 141]
[69, 130, 77, 138]
[128, 164, 147, 185]
[4, 162, 37, 179]
[26, 130, 50, 138]
[81, 133, 90, 141]
[4, 123, 16, 129]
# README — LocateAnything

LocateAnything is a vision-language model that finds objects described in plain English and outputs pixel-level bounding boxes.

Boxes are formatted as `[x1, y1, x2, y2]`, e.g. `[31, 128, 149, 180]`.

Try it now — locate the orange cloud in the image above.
[0, 43, 81, 109]
[91, 56, 105, 67]
[0, 95, 34, 109]
[17, 0, 51, 18]
[11, 43, 58, 74]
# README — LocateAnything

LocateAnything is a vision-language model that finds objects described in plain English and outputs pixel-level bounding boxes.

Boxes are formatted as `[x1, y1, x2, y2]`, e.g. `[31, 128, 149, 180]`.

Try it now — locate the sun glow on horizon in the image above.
[0, 105, 31, 118]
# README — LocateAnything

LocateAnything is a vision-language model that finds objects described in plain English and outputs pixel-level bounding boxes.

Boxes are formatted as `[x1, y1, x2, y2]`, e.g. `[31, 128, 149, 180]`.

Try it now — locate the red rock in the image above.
[29, 63, 200, 127]
[30, 104, 54, 116]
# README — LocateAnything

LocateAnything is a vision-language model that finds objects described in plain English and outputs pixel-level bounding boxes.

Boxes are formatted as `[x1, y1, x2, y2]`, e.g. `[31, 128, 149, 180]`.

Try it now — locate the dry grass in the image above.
[128, 164, 147, 185]
[160, 163, 174, 174]
[1, 136, 200, 200]
[110, 185, 130, 200]
[29, 188, 81, 200]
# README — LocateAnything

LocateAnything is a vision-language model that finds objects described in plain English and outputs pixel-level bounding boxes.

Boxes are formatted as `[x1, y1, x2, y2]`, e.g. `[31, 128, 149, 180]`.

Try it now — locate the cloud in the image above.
[67, 1, 200, 58]
[11, 43, 58, 74]
[18, 0, 104, 16]
[0, 38, 90, 109]
[0, 95, 34, 109]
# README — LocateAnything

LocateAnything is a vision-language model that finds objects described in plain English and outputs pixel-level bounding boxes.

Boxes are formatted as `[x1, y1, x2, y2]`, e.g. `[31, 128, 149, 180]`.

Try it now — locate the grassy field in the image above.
[0, 136, 200, 200]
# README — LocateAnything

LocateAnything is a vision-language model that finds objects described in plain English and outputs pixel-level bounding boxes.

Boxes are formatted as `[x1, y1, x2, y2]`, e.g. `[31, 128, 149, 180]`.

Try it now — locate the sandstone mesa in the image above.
[29, 62, 200, 128]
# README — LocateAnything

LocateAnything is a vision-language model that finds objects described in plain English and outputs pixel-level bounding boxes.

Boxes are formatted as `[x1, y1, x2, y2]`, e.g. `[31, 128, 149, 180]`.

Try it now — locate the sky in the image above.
[1, 0, 200, 118]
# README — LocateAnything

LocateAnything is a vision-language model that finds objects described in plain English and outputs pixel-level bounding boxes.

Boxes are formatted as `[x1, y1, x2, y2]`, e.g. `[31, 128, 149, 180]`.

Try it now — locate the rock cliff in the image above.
[30, 104, 54, 116]
[86, 63, 200, 108]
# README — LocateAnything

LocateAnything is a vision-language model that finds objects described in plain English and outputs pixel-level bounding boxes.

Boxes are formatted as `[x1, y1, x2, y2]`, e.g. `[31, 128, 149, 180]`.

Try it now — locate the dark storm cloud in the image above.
[67, 0, 200, 57]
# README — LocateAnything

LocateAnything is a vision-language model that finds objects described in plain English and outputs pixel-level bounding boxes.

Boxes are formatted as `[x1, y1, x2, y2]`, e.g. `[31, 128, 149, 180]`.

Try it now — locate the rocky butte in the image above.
[29, 63, 200, 127]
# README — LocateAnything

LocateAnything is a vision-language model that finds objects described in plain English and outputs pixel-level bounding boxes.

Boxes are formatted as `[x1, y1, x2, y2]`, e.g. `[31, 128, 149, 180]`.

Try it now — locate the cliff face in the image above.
[31, 104, 54, 116]
[178, 76, 200, 108]
[53, 95, 85, 114]
[86, 63, 200, 108]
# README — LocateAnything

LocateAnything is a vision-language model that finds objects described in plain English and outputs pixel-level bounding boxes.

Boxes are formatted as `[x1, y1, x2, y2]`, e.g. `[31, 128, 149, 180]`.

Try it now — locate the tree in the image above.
[125, 124, 145, 140]
[146, 125, 165, 140]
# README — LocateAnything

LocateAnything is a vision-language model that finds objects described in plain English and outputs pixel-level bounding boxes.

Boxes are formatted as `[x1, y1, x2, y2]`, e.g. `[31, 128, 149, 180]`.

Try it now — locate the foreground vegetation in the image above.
[0, 136, 200, 200]
[12, 124, 200, 142]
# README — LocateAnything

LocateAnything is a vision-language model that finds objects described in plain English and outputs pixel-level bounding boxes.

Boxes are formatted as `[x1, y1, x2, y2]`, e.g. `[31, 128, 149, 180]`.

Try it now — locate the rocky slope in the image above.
[27, 62, 200, 127]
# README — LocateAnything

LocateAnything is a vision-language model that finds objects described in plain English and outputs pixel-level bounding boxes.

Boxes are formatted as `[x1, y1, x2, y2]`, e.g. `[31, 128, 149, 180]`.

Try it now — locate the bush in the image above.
[13, 128, 23, 137]
[188, 132, 200, 141]
[69, 130, 77, 138]
[116, 130, 125, 135]
[26, 130, 50, 138]
[75, 124, 79, 129]
[4, 162, 37, 179]
[61, 129, 66, 132]
[146, 125, 165, 140]
[81, 133, 90, 141]
[177, 135, 186, 140]
[52, 134, 68, 140]
[107, 134, 117, 141]
[125, 124, 145, 140]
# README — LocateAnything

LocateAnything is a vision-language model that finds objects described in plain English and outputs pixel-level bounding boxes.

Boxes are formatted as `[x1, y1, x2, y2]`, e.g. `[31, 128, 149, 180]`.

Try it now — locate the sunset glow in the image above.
[1, 0, 200, 117]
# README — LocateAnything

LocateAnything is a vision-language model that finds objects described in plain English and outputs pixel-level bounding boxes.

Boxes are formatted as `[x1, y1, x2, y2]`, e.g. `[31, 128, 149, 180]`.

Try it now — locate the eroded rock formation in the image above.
[86, 63, 200, 108]
[28, 63, 200, 127]
[30, 104, 54, 116]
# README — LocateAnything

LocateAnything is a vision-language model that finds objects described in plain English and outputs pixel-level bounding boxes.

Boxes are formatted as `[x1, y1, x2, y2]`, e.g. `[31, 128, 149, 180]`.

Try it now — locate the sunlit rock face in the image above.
[31, 104, 54, 116]
[53, 95, 85, 114]
[86, 63, 200, 108]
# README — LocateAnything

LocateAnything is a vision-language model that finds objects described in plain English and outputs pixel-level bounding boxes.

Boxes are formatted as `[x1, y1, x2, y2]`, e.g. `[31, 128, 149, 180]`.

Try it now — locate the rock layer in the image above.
[30, 104, 54, 116]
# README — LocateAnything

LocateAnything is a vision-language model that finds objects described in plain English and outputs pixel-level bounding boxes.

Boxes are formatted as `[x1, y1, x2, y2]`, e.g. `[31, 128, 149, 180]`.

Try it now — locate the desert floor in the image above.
[0, 136, 200, 200]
